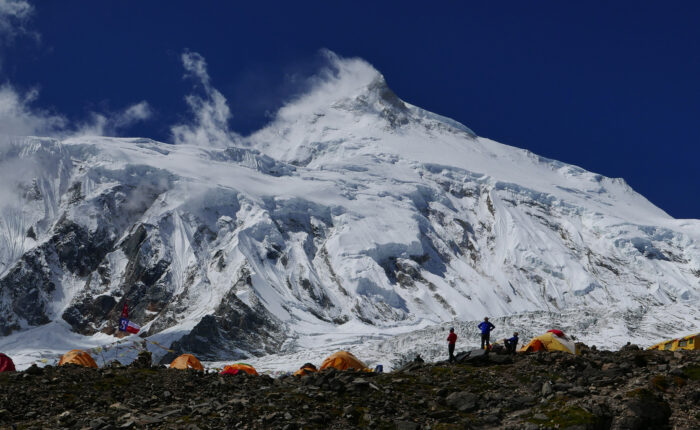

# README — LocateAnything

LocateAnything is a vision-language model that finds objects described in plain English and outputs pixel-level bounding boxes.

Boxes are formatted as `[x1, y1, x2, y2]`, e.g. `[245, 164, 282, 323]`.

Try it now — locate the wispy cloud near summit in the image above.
[170, 50, 238, 147]
[0, 84, 66, 136]
[75, 101, 153, 137]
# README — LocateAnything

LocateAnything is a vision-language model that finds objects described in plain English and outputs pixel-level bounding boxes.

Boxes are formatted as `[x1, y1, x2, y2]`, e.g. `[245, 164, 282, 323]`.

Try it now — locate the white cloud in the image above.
[0, 84, 66, 136]
[275, 49, 382, 122]
[181, 50, 210, 87]
[0, 81, 152, 139]
[171, 50, 238, 147]
[117, 101, 152, 127]
[0, 0, 35, 45]
[0, 1, 152, 140]
[0, 2, 60, 139]
[74, 101, 153, 137]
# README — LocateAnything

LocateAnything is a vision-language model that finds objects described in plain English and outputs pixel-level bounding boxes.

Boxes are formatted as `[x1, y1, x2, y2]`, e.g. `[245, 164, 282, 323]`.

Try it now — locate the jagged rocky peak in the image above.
[248, 56, 476, 166]
[268, 53, 406, 122]
[275, 55, 471, 134]
[329, 71, 410, 127]
[366, 75, 407, 111]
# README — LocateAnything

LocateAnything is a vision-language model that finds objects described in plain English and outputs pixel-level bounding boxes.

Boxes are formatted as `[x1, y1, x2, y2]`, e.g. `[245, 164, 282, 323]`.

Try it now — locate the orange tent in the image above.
[320, 351, 368, 371]
[293, 363, 318, 377]
[221, 363, 258, 376]
[58, 350, 98, 368]
[169, 354, 204, 371]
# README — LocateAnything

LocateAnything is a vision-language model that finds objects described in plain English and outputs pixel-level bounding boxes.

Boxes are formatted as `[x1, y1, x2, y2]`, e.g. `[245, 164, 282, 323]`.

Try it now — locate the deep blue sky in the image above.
[5, 2, 699, 218]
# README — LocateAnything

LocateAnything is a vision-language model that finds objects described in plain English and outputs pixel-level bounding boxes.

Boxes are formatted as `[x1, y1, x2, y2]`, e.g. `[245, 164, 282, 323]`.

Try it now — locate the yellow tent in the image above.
[648, 333, 699, 351]
[676, 333, 699, 351]
[520, 331, 577, 354]
[648, 339, 676, 351]
[58, 349, 98, 368]
[320, 351, 368, 371]
[221, 363, 258, 376]
[169, 354, 204, 371]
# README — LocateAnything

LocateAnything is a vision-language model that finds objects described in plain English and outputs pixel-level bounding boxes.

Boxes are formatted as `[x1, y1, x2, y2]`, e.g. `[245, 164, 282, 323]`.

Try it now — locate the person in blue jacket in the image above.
[478, 317, 495, 350]
[504, 332, 519, 354]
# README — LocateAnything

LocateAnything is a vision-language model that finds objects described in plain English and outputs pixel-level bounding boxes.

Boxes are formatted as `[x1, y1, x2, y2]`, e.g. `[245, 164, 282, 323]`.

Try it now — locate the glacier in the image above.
[0, 55, 698, 371]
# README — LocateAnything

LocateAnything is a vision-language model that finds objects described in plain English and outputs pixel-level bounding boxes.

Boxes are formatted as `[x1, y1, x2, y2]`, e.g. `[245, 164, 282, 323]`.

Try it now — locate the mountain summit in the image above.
[0, 56, 698, 365]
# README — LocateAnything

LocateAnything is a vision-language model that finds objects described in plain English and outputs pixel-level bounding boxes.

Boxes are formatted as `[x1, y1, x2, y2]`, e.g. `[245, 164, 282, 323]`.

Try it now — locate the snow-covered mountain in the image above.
[1, 57, 698, 368]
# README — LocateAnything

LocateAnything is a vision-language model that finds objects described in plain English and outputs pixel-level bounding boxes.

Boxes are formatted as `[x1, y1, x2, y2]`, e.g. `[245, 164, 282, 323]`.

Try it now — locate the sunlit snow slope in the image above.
[1, 57, 698, 367]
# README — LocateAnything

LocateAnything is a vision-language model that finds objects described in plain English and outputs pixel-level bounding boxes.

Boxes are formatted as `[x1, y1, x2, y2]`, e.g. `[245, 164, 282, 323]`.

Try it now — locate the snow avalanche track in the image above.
[0, 57, 698, 369]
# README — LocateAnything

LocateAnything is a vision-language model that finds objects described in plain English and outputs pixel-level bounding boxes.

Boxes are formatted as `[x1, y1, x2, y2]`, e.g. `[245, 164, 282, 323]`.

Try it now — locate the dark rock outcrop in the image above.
[160, 285, 284, 363]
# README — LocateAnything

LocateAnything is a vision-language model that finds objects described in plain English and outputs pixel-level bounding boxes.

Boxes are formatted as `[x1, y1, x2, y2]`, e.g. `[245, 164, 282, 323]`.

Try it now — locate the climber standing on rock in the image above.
[447, 327, 457, 363]
[478, 317, 495, 351]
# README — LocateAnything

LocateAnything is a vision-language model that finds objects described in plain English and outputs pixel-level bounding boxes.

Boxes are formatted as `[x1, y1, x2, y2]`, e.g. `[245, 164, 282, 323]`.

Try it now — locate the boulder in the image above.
[458, 348, 488, 364]
[541, 381, 553, 396]
[130, 351, 152, 369]
[395, 421, 420, 430]
[487, 354, 513, 365]
[617, 389, 671, 429]
[445, 391, 477, 412]
[454, 351, 470, 362]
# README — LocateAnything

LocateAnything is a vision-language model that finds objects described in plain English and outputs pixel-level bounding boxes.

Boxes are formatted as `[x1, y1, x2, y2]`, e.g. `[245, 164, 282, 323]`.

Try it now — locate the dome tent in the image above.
[221, 363, 258, 376]
[0, 353, 16, 372]
[520, 330, 577, 354]
[673, 333, 699, 351]
[648, 333, 699, 351]
[58, 350, 98, 368]
[320, 351, 369, 371]
[169, 354, 204, 371]
[547, 329, 565, 337]
[293, 362, 318, 377]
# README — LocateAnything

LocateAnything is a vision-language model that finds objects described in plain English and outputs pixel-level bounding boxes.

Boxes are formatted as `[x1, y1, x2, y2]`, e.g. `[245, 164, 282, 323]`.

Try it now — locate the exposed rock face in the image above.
[0, 348, 697, 429]
[1, 215, 117, 335]
[0, 248, 56, 335]
[52, 218, 114, 278]
[62, 295, 117, 335]
[161, 289, 284, 363]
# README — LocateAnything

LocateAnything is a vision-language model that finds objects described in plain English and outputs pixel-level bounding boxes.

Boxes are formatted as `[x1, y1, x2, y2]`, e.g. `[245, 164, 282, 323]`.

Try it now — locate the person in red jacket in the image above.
[447, 327, 457, 363]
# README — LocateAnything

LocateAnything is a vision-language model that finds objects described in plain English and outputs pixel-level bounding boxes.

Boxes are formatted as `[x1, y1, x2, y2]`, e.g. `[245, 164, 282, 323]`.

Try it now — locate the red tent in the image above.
[547, 329, 566, 338]
[0, 353, 16, 372]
